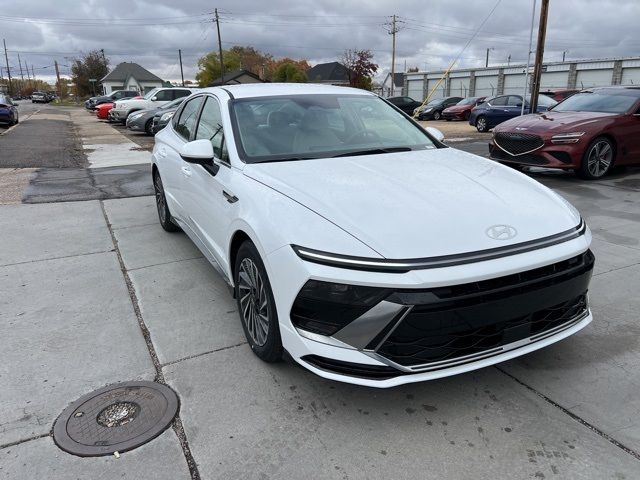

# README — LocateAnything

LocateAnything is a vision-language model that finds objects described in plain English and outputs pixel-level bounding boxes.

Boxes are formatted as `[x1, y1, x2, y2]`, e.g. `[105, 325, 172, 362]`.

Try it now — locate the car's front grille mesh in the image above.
[375, 251, 594, 368]
[377, 295, 587, 367]
[494, 132, 544, 156]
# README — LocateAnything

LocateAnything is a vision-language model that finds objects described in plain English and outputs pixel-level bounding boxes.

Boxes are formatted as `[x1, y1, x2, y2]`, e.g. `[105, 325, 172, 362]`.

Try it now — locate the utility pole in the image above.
[214, 8, 224, 83]
[3, 39, 12, 95]
[178, 49, 185, 86]
[25, 58, 31, 87]
[389, 14, 398, 94]
[31, 65, 36, 85]
[18, 54, 25, 85]
[529, 0, 549, 113]
[100, 49, 106, 64]
[54, 60, 62, 99]
[562, 50, 567, 62]
[521, 0, 537, 116]
[507, 54, 511, 66]
[485, 48, 494, 68]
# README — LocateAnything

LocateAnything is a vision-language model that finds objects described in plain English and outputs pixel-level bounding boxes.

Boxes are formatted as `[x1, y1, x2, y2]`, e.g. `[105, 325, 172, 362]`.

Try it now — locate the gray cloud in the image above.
[2, 0, 638, 85]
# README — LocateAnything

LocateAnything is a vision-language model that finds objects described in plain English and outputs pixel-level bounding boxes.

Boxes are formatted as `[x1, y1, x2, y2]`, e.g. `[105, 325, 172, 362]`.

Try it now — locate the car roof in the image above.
[199, 83, 375, 99]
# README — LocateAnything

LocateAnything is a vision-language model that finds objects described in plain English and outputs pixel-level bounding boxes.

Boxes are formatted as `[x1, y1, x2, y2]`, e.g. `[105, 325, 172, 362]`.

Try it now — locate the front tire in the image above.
[234, 241, 283, 363]
[433, 111, 442, 121]
[475, 115, 489, 132]
[144, 119, 153, 135]
[153, 170, 181, 232]
[577, 137, 615, 179]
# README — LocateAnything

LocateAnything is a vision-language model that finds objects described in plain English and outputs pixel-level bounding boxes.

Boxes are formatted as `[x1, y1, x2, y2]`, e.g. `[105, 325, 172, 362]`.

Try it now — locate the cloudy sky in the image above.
[1, 0, 639, 85]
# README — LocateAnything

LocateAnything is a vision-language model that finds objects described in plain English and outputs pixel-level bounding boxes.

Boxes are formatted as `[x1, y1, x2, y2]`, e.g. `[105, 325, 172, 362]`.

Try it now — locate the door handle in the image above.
[223, 191, 238, 203]
[181, 165, 192, 177]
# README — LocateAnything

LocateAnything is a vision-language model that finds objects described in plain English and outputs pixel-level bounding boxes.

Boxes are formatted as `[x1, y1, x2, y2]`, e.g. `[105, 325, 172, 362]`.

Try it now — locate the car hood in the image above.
[243, 149, 580, 258]
[443, 105, 469, 113]
[496, 111, 615, 134]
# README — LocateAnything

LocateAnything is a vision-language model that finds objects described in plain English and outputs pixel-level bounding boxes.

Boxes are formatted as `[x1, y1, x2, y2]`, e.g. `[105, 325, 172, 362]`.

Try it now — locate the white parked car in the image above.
[151, 84, 594, 388]
[109, 87, 196, 123]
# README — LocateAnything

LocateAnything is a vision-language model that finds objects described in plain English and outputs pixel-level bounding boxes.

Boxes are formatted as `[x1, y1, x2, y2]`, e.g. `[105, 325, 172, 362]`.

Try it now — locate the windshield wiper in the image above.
[331, 146, 413, 158]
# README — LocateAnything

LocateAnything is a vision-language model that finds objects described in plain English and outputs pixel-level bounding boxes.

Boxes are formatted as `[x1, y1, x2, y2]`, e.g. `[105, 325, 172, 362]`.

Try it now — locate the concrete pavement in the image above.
[2, 179, 639, 478]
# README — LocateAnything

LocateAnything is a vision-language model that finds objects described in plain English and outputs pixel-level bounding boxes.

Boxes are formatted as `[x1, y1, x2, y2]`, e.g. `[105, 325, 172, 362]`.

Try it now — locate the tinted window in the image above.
[489, 96, 508, 106]
[173, 90, 191, 99]
[552, 91, 638, 113]
[154, 90, 173, 101]
[507, 96, 523, 106]
[174, 96, 204, 140]
[196, 96, 227, 160]
[388, 98, 402, 105]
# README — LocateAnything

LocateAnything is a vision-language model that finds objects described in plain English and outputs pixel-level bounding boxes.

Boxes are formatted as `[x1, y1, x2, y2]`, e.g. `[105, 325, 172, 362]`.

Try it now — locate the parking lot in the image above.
[2, 101, 640, 479]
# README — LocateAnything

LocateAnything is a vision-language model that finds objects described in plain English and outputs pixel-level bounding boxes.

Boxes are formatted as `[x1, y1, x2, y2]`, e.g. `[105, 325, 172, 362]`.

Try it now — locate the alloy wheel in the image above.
[587, 140, 613, 178]
[237, 258, 269, 347]
[476, 116, 487, 132]
[154, 174, 167, 223]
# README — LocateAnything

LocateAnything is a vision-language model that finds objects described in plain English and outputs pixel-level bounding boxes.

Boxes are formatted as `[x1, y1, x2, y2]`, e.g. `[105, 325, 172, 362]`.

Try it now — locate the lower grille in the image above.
[490, 145, 548, 165]
[494, 132, 544, 156]
[375, 251, 593, 368]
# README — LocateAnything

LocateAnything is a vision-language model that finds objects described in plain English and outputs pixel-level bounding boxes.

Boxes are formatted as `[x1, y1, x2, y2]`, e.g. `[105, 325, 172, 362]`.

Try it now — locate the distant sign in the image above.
[89, 78, 97, 82]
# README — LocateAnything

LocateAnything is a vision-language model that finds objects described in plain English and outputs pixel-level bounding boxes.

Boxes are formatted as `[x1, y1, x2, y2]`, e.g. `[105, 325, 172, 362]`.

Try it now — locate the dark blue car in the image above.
[0, 94, 19, 127]
[468, 94, 557, 132]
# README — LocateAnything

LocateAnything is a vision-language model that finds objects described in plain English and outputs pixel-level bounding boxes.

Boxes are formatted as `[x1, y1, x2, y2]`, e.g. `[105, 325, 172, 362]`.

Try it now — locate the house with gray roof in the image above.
[306, 62, 353, 86]
[100, 62, 164, 95]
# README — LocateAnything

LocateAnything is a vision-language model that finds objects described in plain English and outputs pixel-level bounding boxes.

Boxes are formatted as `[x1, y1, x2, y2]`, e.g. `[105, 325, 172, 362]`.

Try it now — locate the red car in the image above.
[442, 96, 486, 121]
[489, 86, 640, 179]
[95, 102, 114, 120]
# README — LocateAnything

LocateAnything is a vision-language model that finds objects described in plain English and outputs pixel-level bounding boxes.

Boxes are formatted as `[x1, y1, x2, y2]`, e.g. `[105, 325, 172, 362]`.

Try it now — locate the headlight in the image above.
[551, 132, 585, 144]
[160, 111, 175, 122]
[290, 280, 391, 336]
[129, 112, 144, 120]
[424, 107, 433, 113]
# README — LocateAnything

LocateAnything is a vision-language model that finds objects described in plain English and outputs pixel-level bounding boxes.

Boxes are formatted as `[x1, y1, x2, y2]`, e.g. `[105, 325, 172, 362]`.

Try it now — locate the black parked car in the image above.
[386, 96, 423, 115]
[85, 90, 139, 110]
[415, 96, 463, 120]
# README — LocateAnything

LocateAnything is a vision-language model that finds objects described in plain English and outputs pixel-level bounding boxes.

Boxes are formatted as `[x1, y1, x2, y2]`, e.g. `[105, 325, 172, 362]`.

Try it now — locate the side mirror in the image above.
[425, 126, 445, 143]
[179, 139, 214, 165]
[151, 96, 158, 101]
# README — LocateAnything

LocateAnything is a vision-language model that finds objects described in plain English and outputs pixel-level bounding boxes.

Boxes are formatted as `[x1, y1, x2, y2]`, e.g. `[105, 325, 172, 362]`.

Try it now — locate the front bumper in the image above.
[266, 230, 593, 387]
[442, 110, 466, 120]
[489, 140, 583, 169]
[109, 109, 128, 122]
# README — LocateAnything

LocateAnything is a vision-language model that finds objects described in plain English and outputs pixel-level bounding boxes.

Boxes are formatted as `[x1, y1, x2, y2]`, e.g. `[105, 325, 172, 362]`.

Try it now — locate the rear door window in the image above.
[154, 90, 173, 101]
[489, 96, 508, 106]
[172, 90, 191, 100]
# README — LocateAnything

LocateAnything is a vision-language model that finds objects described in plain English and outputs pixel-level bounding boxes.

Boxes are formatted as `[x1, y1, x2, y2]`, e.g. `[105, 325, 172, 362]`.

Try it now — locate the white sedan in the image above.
[151, 83, 594, 388]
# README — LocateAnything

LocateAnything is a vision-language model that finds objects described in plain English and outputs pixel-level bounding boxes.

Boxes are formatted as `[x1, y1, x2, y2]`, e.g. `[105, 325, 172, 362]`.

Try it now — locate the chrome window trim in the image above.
[292, 220, 586, 273]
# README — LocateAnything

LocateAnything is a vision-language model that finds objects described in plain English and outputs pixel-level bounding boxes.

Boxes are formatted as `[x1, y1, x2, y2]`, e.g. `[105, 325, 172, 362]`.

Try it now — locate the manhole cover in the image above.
[53, 381, 179, 457]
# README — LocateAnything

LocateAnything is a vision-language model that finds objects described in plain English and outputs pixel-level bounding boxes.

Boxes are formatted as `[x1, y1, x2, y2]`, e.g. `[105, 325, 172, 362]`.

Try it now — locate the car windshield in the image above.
[231, 94, 438, 163]
[425, 98, 443, 106]
[551, 91, 638, 113]
[456, 97, 479, 106]
[143, 88, 160, 100]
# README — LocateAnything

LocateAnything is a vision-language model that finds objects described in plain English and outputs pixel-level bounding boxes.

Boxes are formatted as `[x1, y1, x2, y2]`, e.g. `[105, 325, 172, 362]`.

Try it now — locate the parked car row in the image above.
[87, 86, 198, 136]
[31, 91, 57, 103]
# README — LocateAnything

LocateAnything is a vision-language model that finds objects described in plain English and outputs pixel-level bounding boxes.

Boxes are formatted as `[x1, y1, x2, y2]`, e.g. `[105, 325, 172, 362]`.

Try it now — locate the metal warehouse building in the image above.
[403, 57, 640, 101]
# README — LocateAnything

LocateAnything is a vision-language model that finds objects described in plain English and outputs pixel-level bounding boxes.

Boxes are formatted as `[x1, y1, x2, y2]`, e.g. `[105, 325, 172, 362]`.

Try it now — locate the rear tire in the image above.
[577, 137, 615, 180]
[234, 241, 283, 363]
[475, 115, 489, 132]
[153, 170, 181, 232]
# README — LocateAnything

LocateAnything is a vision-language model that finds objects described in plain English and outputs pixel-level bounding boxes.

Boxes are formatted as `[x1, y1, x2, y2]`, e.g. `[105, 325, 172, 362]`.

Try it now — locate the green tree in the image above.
[195, 46, 273, 86]
[71, 50, 109, 97]
[272, 62, 307, 83]
[341, 49, 378, 90]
